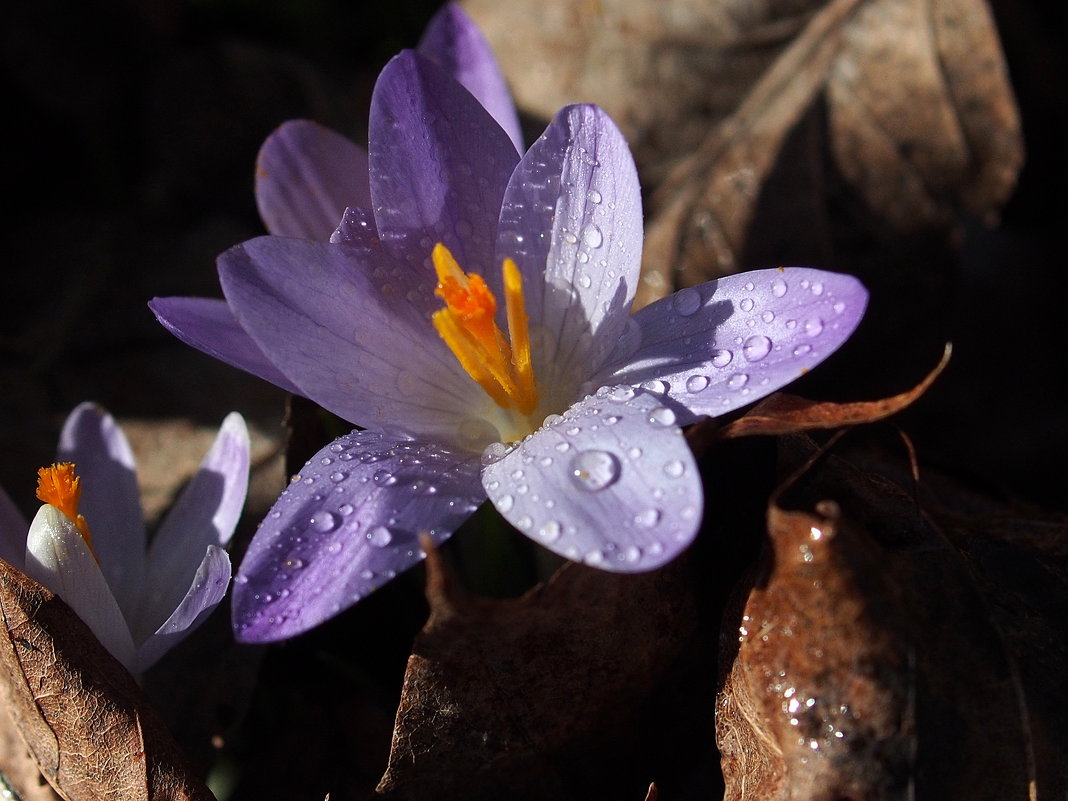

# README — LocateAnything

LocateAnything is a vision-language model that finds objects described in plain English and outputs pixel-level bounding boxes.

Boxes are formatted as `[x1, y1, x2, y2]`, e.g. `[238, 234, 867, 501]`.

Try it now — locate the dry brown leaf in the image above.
[374, 542, 708, 801]
[716, 437, 1068, 799]
[0, 560, 215, 801]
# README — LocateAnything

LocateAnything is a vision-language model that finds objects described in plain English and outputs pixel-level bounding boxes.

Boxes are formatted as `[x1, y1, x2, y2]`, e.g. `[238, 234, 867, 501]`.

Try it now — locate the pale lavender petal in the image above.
[255, 119, 372, 240]
[368, 51, 519, 292]
[149, 296, 304, 396]
[25, 505, 137, 672]
[481, 387, 702, 572]
[141, 413, 248, 637]
[417, 2, 523, 153]
[0, 484, 27, 569]
[135, 545, 231, 672]
[593, 268, 869, 424]
[57, 403, 145, 612]
[232, 431, 484, 642]
[218, 236, 496, 446]
[495, 105, 643, 410]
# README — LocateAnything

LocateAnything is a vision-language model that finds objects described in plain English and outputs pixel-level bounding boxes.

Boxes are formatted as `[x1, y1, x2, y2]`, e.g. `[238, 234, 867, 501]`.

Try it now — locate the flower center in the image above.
[36, 462, 97, 556]
[431, 243, 538, 416]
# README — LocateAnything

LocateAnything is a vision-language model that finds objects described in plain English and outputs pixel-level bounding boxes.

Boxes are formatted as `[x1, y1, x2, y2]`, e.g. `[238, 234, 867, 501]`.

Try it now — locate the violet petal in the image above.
[496, 104, 643, 407]
[135, 545, 232, 673]
[148, 296, 304, 396]
[255, 119, 372, 240]
[218, 236, 491, 442]
[417, 2, 524, 153]
[594, 268, 869, 424]
[57, 402, 146, 613]
[139, 412, 248, 640]
[368, 51, 519, 284]
[481, 387, 702, 572]
[232, 431, 484, 642]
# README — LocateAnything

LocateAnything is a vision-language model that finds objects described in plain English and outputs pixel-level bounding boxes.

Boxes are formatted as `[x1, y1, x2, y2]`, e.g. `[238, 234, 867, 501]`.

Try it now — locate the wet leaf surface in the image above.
[0, 560, 215, 801]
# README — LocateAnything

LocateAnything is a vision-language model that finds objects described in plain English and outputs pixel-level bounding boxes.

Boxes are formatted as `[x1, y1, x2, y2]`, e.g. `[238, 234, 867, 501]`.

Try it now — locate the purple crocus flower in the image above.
[0, 403, 250, 674]
[150, 16, 867, 643]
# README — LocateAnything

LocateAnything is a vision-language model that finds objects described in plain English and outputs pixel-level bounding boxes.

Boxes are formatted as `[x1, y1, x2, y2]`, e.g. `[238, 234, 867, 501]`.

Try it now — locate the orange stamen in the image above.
[36, 463, 97, 555]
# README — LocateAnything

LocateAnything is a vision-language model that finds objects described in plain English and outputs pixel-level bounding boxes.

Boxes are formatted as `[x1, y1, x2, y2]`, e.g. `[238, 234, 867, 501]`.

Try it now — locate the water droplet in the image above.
[577, 273, 592, 289]
[793, 343, 812, 357]
[663, 459, 686, 478]
[496, 494, 515, 513]
[330, 471, 346, 483]
[510, 468, 525, 480]
[634, 508, 661, 528]
[810, 281, 824, 296]
[672, 287, 701, 316]
[627, 447, 643, 460]
[285, 557, 304, 570]
[339, 503, 355, 515]
[538, 520, 562, 542]
[587, 189, 602, 204]
[761, 310, 776, 323]
[711, 349, 733, 368]
[771, 277, 788, 297]
[641, 379, 669, 394]
[584, 549, 606, 566]
[833, 301, 846, 314]
[372, 469, 397, 486]
[744, 281, 755, 291]
[368, 526, 392, 547]
[804, 317, 825, 337]
[564, 231, 578, 245]
[743, 335, 772, 361]
[602, 415, 620, 426]
[728, 373, 749, 389]
[648, 407, 676, 426]
[555, 440, 571, 453]
[582, 224, 603, 248]
[481, 441, 509, 465]
[740, 297, 755, 312]
[686, 374, 710, 393]
[310, 512, 340, 532]
[608, 385, 636, 402]
[516, 515, 533, 529]
[569, 450, 622, 492]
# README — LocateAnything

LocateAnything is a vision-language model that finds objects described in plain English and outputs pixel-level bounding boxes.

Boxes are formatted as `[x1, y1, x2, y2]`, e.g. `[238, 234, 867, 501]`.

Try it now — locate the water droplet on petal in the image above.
[740, 298, 755, 312]
[728, 373, 749, 389]
[538, 520, 562, 542]
[686, 374, 710, 393]
[743, 335, 772, 362]
[368, 526, 392, 547]
[584, 549, 605, 566]
[634, 508, 661, 528]
[793, 343, 812, 357]
[663, 459, 686, 478]
[608, 385, 636, 402]
[570, 450, 621, 492]
[373, 469, 397, 486]
[516, 515, 533, 529]
[672, 287, 701, 316]
[587, 189, 602, 204]
[582, 224, 603, 248]
[339, 503, 354, 516]
[555, 440, 571, 453]
[578, 273, 592, 289]
[564, 231, 578, 245]
[310, 512, 340, 532]
[761, 310, 775, 323]
[496, 494, 515, 513]
[482, 441, 509, 465]
[627, 447, 643, 460]
[711, 349, 733, 368]
[641, 379, 670, 394]
[771, 277, 788, 297]
[648, 407, 676, 426]
[810, 281, 824, 296]
[804, 317, 825, 336]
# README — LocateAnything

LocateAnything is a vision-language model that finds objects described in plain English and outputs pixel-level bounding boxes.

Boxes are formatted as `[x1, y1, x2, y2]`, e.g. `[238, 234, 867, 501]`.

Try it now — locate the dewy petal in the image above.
[139, 412, 248, 640]
[368, 51, 519, 281]
[593, 268, 869, 424]
[481, 387, 702, 572]
[0, 484, 28, 569]
[57, 403, 146, 613]
[135, 545, 232, 673]
[255, 119, 372, 240]
[218, 236, 493, 445]
[232, 431, 484, 642]
[25, 505, 137, 672]
[148, 296, 304, 396]
[495, 105, 643, 406]
[417, 2, 524, 154]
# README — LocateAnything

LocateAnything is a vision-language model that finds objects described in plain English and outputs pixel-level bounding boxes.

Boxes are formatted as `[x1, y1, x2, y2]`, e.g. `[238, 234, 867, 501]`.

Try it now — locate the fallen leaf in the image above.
[0, 560, 215, 801]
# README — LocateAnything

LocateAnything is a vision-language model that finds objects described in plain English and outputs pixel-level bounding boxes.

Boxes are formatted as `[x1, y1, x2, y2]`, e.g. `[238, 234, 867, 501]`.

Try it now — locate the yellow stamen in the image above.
[36, 463, 97, 556]
[431, 243, 538, 416]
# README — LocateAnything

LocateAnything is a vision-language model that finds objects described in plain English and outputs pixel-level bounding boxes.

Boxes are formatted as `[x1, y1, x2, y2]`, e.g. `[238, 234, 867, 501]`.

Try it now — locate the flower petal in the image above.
[368, 50, 519, 281]
[218, 236, 492, 444]
[24, 504, 137, 672]
[495, 104, 643, 406]
[139, 413, 249, 640]
[57, 403, 145, 612]
[417, 2, 523, 154]
[232, 431, 484, 642]
[148, 296, 304, 396]
[481, 387, 702, 572]
[135, 545, 232, 673]
[0, 484, 28, 569]
[593, 268, 869, 423]
[255, 119, 372, 240]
